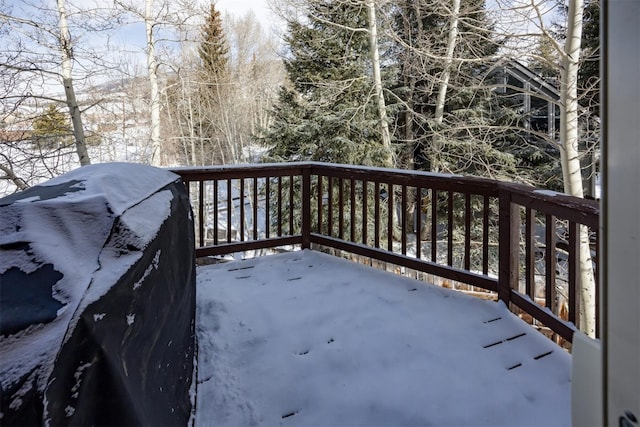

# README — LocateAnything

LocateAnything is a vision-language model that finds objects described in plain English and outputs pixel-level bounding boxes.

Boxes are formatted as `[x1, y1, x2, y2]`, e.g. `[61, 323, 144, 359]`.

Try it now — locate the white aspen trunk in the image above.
[190, 110, 197, 166]
[0, 164, 28, 190]
[57, 0, 90, 166]
[184, 80, 197, 166]
[434, 0, 460, 125]
[430, 0, 460, 173]
[215, 82, 239, 164]
[560, 0, 596, 337]
[578, 225, 596, 336]
[560, 0, 585, 198]
[366, 0, 393, 167]
[145, 0, 162, 166]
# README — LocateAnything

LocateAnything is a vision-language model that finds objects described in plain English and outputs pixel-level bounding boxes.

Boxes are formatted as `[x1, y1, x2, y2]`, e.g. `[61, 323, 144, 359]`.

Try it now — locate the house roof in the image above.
[496, 59, 561, 101]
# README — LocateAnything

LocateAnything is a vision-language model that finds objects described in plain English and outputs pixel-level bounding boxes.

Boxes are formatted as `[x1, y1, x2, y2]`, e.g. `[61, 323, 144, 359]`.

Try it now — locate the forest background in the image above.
[0, 0, 599, 196]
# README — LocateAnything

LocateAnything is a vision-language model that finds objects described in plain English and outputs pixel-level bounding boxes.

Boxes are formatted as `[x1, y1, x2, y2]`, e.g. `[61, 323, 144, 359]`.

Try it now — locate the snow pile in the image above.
[196, 250, 571, 427]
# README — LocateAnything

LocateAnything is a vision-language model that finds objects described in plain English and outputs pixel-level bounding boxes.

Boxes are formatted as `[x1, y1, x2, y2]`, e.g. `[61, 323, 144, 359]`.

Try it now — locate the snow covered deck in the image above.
[195, 250, 571, 427]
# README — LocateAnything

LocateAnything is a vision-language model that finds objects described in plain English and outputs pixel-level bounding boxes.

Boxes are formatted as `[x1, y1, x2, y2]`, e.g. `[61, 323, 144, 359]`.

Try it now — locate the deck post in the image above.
[301, 166, 311, 249]
[498, 191, 520, 306]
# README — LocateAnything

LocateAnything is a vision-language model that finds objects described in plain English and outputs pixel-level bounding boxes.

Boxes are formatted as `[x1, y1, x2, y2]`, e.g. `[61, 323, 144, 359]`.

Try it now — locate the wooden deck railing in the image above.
[171, 162, 600, 343]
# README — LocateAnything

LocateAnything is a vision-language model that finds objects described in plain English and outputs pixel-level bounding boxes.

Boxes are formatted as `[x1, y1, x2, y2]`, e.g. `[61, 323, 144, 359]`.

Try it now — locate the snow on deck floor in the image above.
[195, 250, 571, 427]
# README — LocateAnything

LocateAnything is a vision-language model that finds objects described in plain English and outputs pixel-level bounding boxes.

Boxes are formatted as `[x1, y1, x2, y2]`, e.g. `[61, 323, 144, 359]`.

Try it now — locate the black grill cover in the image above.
[0, 163, 196, 426]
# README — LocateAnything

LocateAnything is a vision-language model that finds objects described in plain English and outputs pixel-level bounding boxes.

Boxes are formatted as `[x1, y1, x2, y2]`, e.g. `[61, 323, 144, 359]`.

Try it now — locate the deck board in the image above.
[195, 250, 571, 426]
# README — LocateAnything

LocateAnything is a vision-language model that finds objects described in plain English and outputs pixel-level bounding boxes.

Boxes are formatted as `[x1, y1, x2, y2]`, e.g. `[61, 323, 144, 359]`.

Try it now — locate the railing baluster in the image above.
[317, 175, 323, 234]
[253, 177, 258, 241]
[265, 177, 270, 239]
[595, 229, 600, 337]
[568, 222, 580, 325]
[464, 193, 471, 271]
[277, 176, 283, 236]
[328, 176, 333, 237]
[186, 181, 194, 244]
[339, 177, 344, 240]
[525, 208, 535, 300]
[416, 186, 422, 260]
[349, 178, 357, 242]
[447, 191, 454, 267]
[401, 185, 407, 255]
[198, 180, 204, 248]
[387, 184, 393, 252]
[362, 180, 368, 245]
[482, 195, 490, 275]
[240, 178, 245, 242]
[214, 180, 219, 245]
[227, 179, 232, 243]
[374, 181, 380, 248]
[289, 175, 294, 235]
[545, 214, 557, 312]
[431, 189, 437, 263]
[301, 168, 311, 249]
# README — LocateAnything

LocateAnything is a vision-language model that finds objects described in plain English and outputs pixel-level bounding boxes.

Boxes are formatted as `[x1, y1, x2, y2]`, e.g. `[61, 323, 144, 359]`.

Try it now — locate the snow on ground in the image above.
[196, 250, 571, 427]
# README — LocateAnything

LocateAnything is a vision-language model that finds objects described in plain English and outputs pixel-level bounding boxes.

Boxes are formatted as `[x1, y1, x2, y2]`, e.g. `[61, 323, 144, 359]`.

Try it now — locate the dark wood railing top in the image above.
[173, 162, 598, 218]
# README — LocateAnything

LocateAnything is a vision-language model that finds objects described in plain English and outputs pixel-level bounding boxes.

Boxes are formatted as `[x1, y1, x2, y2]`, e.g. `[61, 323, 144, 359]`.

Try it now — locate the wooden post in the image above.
[301, 167, 311, 249]
[498, 192, 519, 306]
[568, 221, 580, 325]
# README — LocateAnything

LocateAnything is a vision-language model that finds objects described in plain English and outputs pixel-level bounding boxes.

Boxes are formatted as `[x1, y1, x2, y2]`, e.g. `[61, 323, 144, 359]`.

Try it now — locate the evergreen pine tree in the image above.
[183, 2, 231, 165]
[32, 104, 72, 149]
[263, 1, 390, 166]
[199, 3, 229, 78]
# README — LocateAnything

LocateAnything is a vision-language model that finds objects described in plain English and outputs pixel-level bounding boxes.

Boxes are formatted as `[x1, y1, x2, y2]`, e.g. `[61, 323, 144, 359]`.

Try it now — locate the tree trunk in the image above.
[0, 164, 28, 190]
[560, 0, 596, 337]
[430, 0, 460, 173]
[366, 0, 393, 167]
[145, 0, 162, 166]
[56, 0, 90, 166]
[434, 0, 460, 125]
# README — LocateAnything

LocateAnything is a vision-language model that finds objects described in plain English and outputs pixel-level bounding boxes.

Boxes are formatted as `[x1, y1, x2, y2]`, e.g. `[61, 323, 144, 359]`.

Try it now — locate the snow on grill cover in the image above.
[0, 163, 196, 426]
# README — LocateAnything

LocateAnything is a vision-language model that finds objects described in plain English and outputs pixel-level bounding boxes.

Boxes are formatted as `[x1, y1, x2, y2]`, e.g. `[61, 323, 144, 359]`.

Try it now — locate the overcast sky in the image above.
[217, 0, 270, 17]
[216, 0, 280, 31]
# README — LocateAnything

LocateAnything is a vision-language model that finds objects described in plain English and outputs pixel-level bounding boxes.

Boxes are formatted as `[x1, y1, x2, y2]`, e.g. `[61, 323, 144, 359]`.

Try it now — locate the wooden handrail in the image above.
[171, 162, 599, 343]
